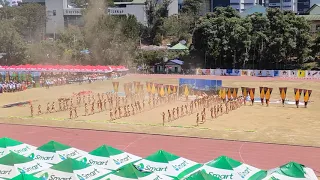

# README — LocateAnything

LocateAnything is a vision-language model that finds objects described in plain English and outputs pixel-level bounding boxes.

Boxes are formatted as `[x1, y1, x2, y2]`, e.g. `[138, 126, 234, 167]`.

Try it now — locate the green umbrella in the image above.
[11, 174, 41, 180]
[78, 145, 141, 170]
[184, 170, 220, 180]
[34, 158, 111, 180]
[201, 156, 267, 180]
[0, 152, 51, 179]
[134, 150, 202, 179]
[263, 162, 318, 180]
[0, 137, 36, 158]
[28, 141, 87, 164]
[101, 163, 174, 180]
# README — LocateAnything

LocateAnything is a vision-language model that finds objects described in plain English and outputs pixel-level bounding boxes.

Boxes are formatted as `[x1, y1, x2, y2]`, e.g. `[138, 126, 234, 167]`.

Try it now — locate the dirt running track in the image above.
[0, 123, 319, 175]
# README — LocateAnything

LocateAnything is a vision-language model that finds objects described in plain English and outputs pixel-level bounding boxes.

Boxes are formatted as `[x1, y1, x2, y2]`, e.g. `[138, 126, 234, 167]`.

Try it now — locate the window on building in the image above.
[316, 25, 320, 32]
[53, 10, 56, 16]
[118, 4, 127, 7]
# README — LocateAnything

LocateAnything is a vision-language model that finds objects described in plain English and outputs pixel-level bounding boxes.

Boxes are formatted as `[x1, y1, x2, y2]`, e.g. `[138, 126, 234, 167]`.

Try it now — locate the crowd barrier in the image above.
[195, 69, 320, 78]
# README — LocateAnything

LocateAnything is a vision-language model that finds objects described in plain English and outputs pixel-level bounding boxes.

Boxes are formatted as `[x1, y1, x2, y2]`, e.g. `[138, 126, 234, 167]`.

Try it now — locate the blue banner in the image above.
[179, 78, 222, 95]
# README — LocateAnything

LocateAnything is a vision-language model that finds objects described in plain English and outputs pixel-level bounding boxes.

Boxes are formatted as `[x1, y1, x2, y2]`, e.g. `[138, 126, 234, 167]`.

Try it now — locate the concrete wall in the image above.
[46, 0, 65, 34]
[168, 0, 179, 16]
[126, 4, 147, 24]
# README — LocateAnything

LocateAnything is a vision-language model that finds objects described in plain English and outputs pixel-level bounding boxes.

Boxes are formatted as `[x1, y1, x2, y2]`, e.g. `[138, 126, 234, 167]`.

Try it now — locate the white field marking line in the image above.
[238, 142, 247, 164]
[123, 135, 147, 151]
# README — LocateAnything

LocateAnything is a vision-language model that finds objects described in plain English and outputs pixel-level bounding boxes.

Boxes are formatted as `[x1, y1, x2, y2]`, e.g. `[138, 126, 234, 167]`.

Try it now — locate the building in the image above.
[23, 0, 178, 35]
[109, 0, 178, 25]
[299, 4, 320, 34]
[230, 0, 265, 13]
[240, 4, 267, 16]
[108, 0, 147, 24]
[200, 0, 230, 15]
[297, 0, 311, 13]
[154, 59, 184, 73]
[21, 0, 82, 35]
[44, 0, 83, 36]
[265, 0, 296, 12]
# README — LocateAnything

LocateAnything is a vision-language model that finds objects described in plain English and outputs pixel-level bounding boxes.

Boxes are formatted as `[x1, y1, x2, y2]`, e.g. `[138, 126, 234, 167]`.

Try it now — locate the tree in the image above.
[163, 14, 193, 42]
[145, 0, 172, 43]
[16, 3, 46, 42]
[121, 15, 140, 40]
[312, 33, 320, 57]
[192, 7, 312, 69]
[0, 20, 26, 65]
[181, 0, 202, 16]
[82, 0, 137, 66]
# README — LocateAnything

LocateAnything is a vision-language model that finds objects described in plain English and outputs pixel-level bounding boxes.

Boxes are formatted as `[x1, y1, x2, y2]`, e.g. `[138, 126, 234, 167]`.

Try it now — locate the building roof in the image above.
[139, 45, 168, 51]
[114, 0, 146, 5]
[240, 5, 267, 17]
[167, 59, 184, 65]
[306, 4, 320, 14]
[298, 15, 320, 21]
[169, 43, 188, 50]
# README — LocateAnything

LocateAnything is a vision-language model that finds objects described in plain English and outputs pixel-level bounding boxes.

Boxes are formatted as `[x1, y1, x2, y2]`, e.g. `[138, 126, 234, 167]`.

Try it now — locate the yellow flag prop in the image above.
[249, 88, 255, 105]
[294, 88, 302, 108]
[259, 87, 265, 105]
[303, 89, 312, 108]
[279, 87, 287, 106]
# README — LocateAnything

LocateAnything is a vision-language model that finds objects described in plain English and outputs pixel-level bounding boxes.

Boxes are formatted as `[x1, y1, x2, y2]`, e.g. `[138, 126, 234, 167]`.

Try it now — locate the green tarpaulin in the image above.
[11, 174, 40, 180]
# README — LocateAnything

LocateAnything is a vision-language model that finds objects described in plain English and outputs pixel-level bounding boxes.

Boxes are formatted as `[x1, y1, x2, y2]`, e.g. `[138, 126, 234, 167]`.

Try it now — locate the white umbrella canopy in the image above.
[0, 152, 52, 179]
[100, 163, 174, 180]
[200, 156, 267, 180]
[34, 158, 111, 180]
[262, 162, 318, 180]
[77, 145, 141, 170]
[28, 141, 87, 165]
[0, 137, 36, 158]
[134, 150, 202, 179]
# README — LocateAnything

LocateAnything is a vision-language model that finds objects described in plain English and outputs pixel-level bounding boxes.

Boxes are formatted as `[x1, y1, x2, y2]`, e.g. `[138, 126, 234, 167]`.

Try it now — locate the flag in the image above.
[112, 82, 119, 93]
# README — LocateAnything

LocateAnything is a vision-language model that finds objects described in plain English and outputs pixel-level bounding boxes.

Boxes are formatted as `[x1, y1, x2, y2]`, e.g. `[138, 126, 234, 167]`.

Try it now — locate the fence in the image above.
[195, 69, 320, 78]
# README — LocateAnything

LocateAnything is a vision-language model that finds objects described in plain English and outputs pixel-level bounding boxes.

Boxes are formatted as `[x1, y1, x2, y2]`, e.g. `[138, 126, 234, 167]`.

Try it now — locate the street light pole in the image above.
[53, 21, 56, 40]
